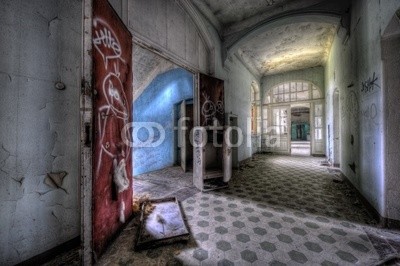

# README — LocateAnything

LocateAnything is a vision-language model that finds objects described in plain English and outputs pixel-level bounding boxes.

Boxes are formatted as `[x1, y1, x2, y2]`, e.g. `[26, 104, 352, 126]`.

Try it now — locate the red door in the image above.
[92, 0, 133, 256]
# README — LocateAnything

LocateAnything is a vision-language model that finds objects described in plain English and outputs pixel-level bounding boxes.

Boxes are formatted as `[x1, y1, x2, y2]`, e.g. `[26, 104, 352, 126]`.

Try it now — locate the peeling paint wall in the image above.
[325, 0, 400, 220]
[0, 0, 81, 264]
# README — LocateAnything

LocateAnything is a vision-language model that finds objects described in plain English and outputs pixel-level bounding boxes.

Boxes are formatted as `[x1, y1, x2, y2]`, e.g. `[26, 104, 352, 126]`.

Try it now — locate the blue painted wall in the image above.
[133, 68, 193, 175]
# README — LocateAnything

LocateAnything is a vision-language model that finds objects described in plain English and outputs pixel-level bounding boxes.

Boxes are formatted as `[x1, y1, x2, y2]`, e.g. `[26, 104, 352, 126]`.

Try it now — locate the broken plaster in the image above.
[44, 171, 68, 194]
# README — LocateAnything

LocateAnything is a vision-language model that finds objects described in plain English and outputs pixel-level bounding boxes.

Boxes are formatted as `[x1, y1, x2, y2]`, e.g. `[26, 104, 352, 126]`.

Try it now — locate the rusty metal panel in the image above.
[198, 73, 225, 126]
[92, 0, 133, 257]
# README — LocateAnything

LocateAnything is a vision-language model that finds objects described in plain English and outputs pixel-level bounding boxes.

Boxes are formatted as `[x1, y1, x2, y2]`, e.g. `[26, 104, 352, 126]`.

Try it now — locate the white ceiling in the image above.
[238, 22, 337, 76]
[192, 0, 339, 76]
[195, 0, 293, 26]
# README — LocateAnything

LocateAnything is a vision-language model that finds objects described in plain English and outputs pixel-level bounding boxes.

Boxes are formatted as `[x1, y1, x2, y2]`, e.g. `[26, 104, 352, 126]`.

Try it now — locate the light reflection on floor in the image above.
[46, 154, 400, 265]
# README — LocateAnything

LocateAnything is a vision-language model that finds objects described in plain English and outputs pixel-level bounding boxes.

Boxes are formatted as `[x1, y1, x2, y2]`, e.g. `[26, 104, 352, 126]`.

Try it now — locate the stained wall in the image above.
[325, 0, 400, 221]
[0, 0, 81, 264]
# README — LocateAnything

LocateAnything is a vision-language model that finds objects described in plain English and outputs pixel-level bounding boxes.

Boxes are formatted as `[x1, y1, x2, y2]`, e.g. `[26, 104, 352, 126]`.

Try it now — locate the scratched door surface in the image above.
[198, 73, 225, 127]
[92, 0, 133, 256]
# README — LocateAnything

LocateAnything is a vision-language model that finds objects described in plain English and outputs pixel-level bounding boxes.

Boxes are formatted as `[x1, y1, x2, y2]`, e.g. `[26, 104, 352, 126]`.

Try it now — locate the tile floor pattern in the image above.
[178, 190, 377, 265]
[91, 155, 400, 265]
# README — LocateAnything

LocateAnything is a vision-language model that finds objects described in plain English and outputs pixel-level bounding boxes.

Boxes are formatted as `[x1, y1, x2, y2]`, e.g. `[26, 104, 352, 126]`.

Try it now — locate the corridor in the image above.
[95, 155, 400, 265]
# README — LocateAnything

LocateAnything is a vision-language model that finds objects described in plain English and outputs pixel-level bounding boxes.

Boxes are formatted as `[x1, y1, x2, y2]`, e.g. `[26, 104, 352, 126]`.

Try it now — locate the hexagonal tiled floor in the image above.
[89, 154, 400, 266]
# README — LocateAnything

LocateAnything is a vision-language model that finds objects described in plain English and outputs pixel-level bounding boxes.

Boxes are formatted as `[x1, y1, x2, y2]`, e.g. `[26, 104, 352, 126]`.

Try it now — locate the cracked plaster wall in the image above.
[325, 0, 400, 221]
[0, 0, 81, 264]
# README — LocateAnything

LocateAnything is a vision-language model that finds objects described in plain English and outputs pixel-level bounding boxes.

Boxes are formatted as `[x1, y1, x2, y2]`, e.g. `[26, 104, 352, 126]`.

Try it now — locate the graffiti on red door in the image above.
[92, 0, 133, 256]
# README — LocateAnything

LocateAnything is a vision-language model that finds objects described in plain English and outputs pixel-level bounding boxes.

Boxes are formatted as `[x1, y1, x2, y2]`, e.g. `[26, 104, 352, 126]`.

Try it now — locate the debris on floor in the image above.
[203, 178, 228, 191]
[132, 194, 151, 213]
[320, 160, 330, 166]
[135, 197, 190, 250]
[364, 227, 400, 266]
[332, 178, 344, 184]
[353, 199, 362, 207]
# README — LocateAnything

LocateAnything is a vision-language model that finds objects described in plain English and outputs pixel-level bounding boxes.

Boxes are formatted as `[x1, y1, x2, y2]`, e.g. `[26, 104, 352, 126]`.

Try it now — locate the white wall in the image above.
[224, 55, 260, 161]
[382, 11, 400, 225]
[0, 0, 82, 265]
[0, 0, 82, 264]
[325, 0, 400, 220]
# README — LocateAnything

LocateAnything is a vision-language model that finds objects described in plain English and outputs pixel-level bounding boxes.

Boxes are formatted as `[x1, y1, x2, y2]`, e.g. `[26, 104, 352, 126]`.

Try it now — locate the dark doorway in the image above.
[290, 106, 311, 156]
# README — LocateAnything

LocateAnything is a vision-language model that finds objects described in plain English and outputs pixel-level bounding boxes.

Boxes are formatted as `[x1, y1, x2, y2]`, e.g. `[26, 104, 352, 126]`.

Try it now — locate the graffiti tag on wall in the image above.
[362, 103, 379, 130]
[361, 72, 380, 94]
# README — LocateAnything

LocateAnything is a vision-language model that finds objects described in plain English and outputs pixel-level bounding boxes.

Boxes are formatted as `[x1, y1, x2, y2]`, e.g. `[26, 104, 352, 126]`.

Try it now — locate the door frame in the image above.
[311, 100, 325, 155]
[179, 100, 187, 172]
[81, 0, 93, 264]
[269, 104, 291, 154]
[289, 103, 311, 155]
[332, 89, 340, 166]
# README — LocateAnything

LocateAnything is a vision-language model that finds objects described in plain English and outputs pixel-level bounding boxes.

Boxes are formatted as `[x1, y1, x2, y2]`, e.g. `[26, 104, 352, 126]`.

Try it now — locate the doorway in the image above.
[290, 104, 311, 156]
[176, 100, 194, 172]
[229, 115, 239, 169]
[332, 89, 340, 167]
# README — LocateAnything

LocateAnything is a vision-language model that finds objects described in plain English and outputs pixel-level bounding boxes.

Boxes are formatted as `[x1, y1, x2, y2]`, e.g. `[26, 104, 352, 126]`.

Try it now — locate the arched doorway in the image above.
[262, 80, 325, 156]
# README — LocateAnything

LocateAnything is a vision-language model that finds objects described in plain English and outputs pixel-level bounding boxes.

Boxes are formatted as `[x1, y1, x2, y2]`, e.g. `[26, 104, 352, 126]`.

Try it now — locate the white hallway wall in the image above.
[325, 0, 400, 222]
[0, 0, 82, 264]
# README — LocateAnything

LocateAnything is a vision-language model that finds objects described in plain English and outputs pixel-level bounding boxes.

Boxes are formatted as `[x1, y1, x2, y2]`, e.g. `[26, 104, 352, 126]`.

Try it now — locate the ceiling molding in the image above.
[190, 0, 223, 36]
[226, 11, 341, 51]
[234, 52, 261, 81]
[223, 11, 341, 64]
[223, 0, 345, 36]
[178, 0, 217, 75]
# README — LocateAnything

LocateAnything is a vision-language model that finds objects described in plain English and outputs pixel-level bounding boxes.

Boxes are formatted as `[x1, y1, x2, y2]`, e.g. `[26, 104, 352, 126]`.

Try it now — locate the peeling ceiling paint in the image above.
[198, 0, 293, 26]
[238, 22, 337, 75]
[193, 0, 344, 76]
